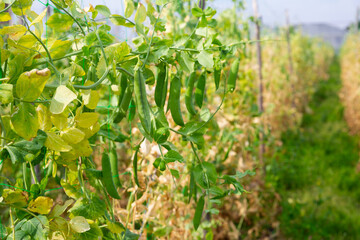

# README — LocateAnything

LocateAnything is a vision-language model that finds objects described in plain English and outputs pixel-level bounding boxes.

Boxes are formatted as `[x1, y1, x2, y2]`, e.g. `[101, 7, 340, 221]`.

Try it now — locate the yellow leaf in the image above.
[135, 3, 146, 24]
[79, 122, 100, 139]
[28, 196, 54, 214]
[76, 112, 99, 128]
[82, 84, 100, 110]
[2, 189, 27, 208]
[50, 40, 72, 59]
[51, 114, 68, 130]
[30, 8, 47, 27]
[16, 68, 51, 102]
[0, 25, 27, 41]
[61, 128, 85, 144]
[50, 85, 77, 114]
[36, 104, 52, 131]
[124, 0, 135, 18]
[45, 132, 72, 152]
[0, 12, 11, 22]
[73, 139, 93, 157]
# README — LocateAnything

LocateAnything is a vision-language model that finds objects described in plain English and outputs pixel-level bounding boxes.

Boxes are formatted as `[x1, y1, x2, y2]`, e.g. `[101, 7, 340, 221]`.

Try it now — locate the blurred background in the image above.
[30, 0, 360, 50]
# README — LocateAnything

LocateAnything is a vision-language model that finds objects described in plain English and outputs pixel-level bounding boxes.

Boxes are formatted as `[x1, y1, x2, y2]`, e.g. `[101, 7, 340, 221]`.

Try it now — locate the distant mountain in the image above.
[295, 23, 346, 50]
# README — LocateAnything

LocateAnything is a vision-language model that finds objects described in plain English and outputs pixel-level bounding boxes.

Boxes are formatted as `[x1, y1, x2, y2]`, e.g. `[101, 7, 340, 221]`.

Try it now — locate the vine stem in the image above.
[22, 16, 61, 79]
[0, 1, 15, 14]
[50, 0, 86, 35]
[0, 115, 6, 147]
[141, 3, 169, 69]
[78, 158, 90, 200]
[10, 207, 15, 238]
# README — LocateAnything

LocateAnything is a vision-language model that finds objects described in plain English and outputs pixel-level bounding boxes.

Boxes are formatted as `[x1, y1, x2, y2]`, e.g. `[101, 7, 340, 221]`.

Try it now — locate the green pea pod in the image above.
[87, 64, 96, 82]
[23, 163, 31, 191]
[109, 147, 122, 189]
[118, 74, 128, 105]
[155, 63, 168, 109]
[214, 65, 221, 90]
[134, 69, 151, 134]
[195, 72, 206, 108]
[168, 75, 185, 126]
[133, 149, 140, 187]
[227, 59, 240, 92]
[114, 75, 131, 123]
[101, 152, 121, 199]
[185, 72, 197, 116]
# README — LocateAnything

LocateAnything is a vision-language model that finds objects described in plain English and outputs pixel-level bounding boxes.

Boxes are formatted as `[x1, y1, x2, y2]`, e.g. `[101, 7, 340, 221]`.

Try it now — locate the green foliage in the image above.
[269, 59, 360, 239]
[0, 0, 253, 238]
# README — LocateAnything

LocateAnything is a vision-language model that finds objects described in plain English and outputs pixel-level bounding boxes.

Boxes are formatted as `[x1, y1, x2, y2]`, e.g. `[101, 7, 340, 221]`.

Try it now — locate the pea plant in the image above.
[0, 0, 255, 239]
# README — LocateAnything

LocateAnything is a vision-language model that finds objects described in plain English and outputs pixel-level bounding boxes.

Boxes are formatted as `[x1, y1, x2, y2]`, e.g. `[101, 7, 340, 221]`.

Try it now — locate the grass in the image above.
[267, 57, 360, 239]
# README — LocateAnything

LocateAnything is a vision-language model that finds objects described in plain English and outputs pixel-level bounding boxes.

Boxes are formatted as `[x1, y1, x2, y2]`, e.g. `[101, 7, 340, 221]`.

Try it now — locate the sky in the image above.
[32, 0, 360, 29]
[211, 0, 360, 29]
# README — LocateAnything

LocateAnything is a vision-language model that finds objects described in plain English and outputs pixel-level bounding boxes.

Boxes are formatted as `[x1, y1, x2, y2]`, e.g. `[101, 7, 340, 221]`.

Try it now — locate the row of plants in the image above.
[340, 33, 360, 136]
[0, 0, 334, 239]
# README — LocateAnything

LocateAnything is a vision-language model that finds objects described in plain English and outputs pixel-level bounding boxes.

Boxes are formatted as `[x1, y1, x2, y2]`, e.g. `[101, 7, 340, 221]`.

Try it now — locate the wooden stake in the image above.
[252, 0, 265, 173]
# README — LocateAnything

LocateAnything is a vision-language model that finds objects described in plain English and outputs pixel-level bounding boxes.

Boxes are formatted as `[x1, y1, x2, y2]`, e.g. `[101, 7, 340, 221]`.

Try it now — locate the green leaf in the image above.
[76, 223, 103, 240]
[163, 150, 184, 163]
[195, 27, 216, 37]
[170, 169, 180, 179]
[107, 221, 125, 234]
[122, 229, 139, 240]
[193, 195, 204, 230]
[179, 52, 194, 73]
[16, 68, 51, 101]
[13, 130, 47, 153]
[3, 146, 26, 164]
[204, 7, 217, 17]
[154, 226, 173, 237]
[193, 162, 217, 188]
[135, 3, 147, 24]
[49, 85, 77, 114]
[192, 7, 204, 17]
[155, 0, 168, 5]
[49, 199, 74, 218]
[69, 195, 107, 219]
[10, 216, 49, 240]
[70, 216, 91, 233]
[110, 14, 135, 27]
[12, 0, 34, 16]
[124, 0, 135, 18]
[200, 108, 211, 122]
[0, 83, 13, 104]
[154, 127, 170, 144]
[95, 5, 111, 17]
[46, 13, 74, 32]
[11, 102, 39, 140]
[197, 50, 214, 69]
[85, 30, 115, 46]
